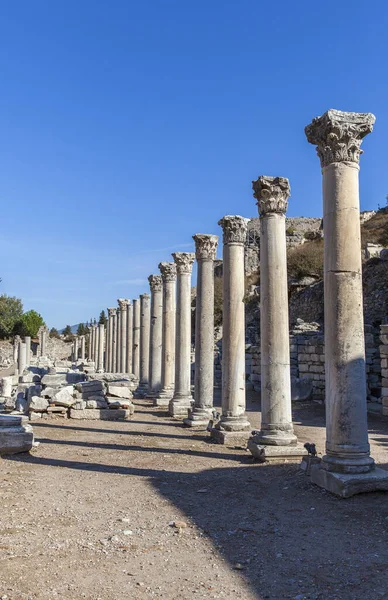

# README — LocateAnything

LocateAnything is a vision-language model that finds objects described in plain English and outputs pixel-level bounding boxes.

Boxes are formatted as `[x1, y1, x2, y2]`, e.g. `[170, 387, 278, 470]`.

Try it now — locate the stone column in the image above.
[24, 336, 31, 367]
[147, 275, 163, 401]
[40, 327, 47, 357]
[80, 336, 86, 361]
[169, 252, 195, 417]
[126, 302, 133, 374]
[118, 299, 129, 373]
[211, 216, 251, 444]
[89, 326, 94, 361]
[137, 294, 151, 396]
[116, 304, 121, 372]
[74, 337, 79, 362]
[132, 299, 140, 379]
[13, 335, 20, 364]
[111, 310, 118, 373]
[97, 323, 105, 372]
[18, 342, 27, 375]
[184, 235, 218, 427]
[305, 109, 388, 497]
[248, 176, 305, 461]
[156, 262, 177, 405]
[107, 309, 115, 371]
[93, 325, 98, 366]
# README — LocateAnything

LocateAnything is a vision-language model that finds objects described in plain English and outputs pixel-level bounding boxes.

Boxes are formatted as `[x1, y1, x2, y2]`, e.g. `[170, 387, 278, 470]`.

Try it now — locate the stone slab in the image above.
[248, 440, 308, 462]
[210, 428, 251, 446]
[310, 464, 388, 498]
[107, 384, 132, 399]
[69, 408, 134, 420]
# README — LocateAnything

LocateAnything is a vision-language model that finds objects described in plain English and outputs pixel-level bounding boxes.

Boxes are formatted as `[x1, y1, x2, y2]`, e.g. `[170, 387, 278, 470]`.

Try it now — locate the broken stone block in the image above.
[69, 408, 134, 420]
[66, 372, 85, 384]
[41, 373, 68, 387]
[85, 399, 108, 409]
[0, 415, 33, 454]
[27, 385, 42, 401]
[29, 396, 49, 412]
[20, 372, 41, 383]
[107, 384, 132, 399]
[52, 386, 76, 407]
[29, 412, 42, 421]
[41, 386, 57, 398]
[72, 400, 87, 410]
[1, 376, 14, 397]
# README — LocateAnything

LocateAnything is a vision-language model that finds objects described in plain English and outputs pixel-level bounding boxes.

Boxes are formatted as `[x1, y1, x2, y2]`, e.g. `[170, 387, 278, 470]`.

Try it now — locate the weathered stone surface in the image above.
[310, 464, 388, 498]
[0, 414, 33, 454]
[248, 439, 307, 462]
[1, 376, 13, 397]
[75, 380, 103, 393]
[41, 373, 68, 386]
[41, 386, 57, 398]
[85, 399, 108, 409]
[29, 396, 49, 411]
[69, 408, 134, 420]
[107, 384, 132, 399]
[52, 386, 76, 407]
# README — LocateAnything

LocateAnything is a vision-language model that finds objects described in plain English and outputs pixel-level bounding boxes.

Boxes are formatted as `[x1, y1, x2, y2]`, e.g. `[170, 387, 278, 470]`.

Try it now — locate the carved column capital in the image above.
[117, 298, 130, 311]
[158, 262, 177, 282]
[148, 274, 163, 292]
[108, 308, 117, 317]
[218, 215, 248, 245]
[193, 234, 218, 261]
[305, 109, 375, 168]
[172, 252, 195, 274]
[140, 293, 150, 300]
[252, 176, 290, 216]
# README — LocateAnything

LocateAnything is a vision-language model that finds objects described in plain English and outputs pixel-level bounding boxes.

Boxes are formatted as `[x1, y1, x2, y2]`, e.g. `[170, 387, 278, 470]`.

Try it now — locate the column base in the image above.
[254, 428, 298, 447]
[168, 396, 194, 418]
[183, 407, 213, 429]
[210, 427, 251, 445]
[0, 415, 34, 455]
[135, 383, 149, 398]
[310, 463, 388, 498]
[248, 438, 308, 463]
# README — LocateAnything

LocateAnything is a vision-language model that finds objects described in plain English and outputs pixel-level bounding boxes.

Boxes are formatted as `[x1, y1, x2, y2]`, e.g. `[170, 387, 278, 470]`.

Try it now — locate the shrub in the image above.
[287, 240, 324, 280]
[214, 277, 223, 327]
[286, 227, 295, 236]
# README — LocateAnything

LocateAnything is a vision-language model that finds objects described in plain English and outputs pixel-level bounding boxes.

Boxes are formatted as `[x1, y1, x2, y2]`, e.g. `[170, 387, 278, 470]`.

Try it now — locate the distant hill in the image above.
[58, 324, 81, 334]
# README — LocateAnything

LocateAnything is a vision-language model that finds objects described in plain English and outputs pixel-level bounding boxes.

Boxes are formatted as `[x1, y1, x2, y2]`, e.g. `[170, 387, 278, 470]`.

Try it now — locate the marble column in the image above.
[126, 302, 133, 374]
[305, 109, 388, 497]
[40, 327, 47, 357]
[169, 252, 195, 417]
[13, 336, 20, 364]
[248, 176, 305, 462]
[107, 308, 115, 371]
[24, 336, 31, 367]
[80, 335, 86, 361]
[184, 234, 218, 427]
[97, 323, 105, 372]
[111, 310, 118, 373]
[93, 325, 98, 366]
[137, 294, 151, 396]
[18, 342, 27, 375]
[89, 326, 94, 361]
[211, 216, 251, 444]
[118, 299, 129, 373]
[147, 275, 163, 401]
[132, 299, 140, 379]
[74, 337, 79, 362]
[156, 262, 177, 405]
[116, 303, 121, 373]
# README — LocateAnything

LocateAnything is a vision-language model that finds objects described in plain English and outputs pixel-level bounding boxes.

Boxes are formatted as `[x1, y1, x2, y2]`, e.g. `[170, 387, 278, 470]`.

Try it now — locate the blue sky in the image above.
[0, 0, 387, 328]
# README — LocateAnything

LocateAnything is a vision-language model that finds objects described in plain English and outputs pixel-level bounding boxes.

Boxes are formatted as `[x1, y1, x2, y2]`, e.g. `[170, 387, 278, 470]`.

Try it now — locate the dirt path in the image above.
[1, 397, 388, 600]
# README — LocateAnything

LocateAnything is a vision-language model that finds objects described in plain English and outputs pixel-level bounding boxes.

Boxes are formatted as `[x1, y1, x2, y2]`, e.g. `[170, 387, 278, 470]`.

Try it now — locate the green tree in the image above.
[77, 323, 86, 336]
[63, 325, 72, 337]
[98, 310, 107, 326]
[15, 309, 45, 338]
[0, 295, 23, 339]
[50, 327, 60, 339]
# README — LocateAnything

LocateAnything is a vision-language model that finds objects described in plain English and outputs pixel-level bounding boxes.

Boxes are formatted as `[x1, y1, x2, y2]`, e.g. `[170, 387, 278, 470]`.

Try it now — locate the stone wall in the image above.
[379, 324, 388, 416]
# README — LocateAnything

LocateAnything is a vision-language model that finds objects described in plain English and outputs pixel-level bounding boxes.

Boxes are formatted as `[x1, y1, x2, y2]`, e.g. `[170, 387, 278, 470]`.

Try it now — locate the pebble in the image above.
[123, 530, 133, 536]
[170, 521, 188, 529]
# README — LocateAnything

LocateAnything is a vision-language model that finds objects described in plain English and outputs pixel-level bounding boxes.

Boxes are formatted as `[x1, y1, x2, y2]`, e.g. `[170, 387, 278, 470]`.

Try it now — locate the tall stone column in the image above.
[40, 327, 47, 357]
[116, 303, 121, 372]
[211, 216, 251, 444]
[169, 252, 195, 417]
[184, 235, 218, 427]
[80, 335, 86, 361]
[126, 302, 133, 374]
[13, 335, 20, 364]
[107, 309, 115, 371]
[105, 313, 110, 370]
[111, 310, 118, 373]
[97, 323, 105, 372]
[137, 294, 151, 396]
[24, 336, 31, 367]
[18, 341, 27, 375]
[147, 275, 163, 401]
[156, 262, 177, 405]
[132, 299, 140, 379]
[74, 337, 79, 362]
[305, 109, 388, 497]
[89, 326, 94, 361]
[118, 299, 129, 373]
[93, 325, 98, 366]
[248, 176, 305, 461]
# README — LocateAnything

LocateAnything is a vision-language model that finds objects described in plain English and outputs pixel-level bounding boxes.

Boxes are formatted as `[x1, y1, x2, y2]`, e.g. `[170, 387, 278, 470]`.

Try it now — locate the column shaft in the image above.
[138, 294, 151, 396]
[116, 309, 121, 372]
[25, 336, 31, 367]
[156, 263, 176, 405]
[132, 299, 140, 379]
[81, 336, 86, 361]
[126, 303, 133, 374]
[148, 276, 163, 401]
[98, 324, 104, 371]
[112, 312, 117, 373]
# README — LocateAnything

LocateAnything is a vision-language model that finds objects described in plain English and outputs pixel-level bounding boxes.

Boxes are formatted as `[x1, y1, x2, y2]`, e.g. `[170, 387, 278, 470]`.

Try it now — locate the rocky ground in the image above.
[1, 394, 388, 600]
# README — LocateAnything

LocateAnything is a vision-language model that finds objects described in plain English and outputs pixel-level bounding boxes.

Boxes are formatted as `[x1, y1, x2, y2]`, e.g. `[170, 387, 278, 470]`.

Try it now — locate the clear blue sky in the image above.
[0, 0, 386, 328]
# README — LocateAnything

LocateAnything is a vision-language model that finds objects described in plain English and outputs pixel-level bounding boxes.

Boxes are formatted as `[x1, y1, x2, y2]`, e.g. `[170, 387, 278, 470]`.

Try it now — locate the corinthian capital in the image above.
[158, 262, 177, 282]
[148, 274, 163, 292]
[305, 109, 375, 168]
[107, 307, 117, 317]
[117, 298, 130, 311]
[218, 215, 248, 245]
[252, 176, 290, 216]
[172, 252, 195, 274]
[193, 234, 218, 261]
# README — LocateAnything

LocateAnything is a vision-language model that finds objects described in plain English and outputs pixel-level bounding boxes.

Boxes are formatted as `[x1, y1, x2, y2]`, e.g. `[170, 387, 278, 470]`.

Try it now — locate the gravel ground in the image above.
[1, 393, 388, 600]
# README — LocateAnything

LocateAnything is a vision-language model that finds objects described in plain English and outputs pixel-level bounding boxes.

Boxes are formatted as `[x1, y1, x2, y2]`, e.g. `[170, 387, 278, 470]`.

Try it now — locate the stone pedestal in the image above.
[156, 262, 176, 406]
[0, 415, 34, 454]
[97, 324, 105, 372]
[18, 342, 27, 375]
[184, 234, 218, 428]
[25, 336, 31, 367]
[169, 252, 195, 418]
[132, 299, 140, 379]
[305, 109, 388, 496]
[248, 176, 305, 461]
[147, 275, 163, 399]
[118, 299, 129, 373]
[126, 302, 133, 374]
[211, 216, 251, 444]
[137, 294, 151, 397]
